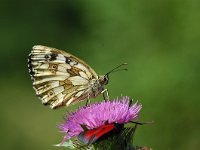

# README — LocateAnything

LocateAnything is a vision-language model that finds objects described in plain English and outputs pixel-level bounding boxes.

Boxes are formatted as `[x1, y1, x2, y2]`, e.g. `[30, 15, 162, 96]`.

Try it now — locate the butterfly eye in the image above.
[103, 75, 109, 85]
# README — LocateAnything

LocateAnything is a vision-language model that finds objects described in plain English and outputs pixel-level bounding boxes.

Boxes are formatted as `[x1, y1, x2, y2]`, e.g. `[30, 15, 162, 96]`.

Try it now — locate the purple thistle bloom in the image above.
[59, 96, 142, 141]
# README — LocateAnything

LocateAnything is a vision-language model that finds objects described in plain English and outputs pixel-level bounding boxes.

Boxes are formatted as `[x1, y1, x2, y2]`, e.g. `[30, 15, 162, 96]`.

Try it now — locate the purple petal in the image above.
[59, 96, 142, 140]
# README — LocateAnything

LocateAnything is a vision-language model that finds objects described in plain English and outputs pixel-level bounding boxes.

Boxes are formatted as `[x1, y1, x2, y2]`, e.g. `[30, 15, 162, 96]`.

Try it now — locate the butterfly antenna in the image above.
[106, 63, 128, 76]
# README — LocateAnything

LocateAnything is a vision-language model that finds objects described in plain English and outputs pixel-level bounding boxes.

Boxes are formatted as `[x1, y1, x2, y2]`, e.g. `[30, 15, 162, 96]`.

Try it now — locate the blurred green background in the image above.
[1, 0, 200, 149]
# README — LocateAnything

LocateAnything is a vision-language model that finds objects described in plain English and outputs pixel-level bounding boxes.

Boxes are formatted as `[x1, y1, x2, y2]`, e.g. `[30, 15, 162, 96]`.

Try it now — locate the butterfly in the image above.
[28, 45, 127, 109]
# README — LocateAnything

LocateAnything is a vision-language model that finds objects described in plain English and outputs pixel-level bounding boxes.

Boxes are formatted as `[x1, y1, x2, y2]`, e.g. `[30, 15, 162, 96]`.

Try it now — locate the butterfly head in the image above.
[99, 63, 128, 86]
[99, 74, 109, 85]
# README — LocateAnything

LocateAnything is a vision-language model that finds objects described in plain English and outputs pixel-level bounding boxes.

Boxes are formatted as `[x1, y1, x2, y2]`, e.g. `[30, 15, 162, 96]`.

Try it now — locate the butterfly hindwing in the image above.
[28, 45, 98, 109]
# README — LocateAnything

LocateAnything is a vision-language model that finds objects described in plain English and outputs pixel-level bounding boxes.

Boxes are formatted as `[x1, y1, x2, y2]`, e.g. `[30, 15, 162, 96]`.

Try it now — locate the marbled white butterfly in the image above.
[28, 45, 127, 109]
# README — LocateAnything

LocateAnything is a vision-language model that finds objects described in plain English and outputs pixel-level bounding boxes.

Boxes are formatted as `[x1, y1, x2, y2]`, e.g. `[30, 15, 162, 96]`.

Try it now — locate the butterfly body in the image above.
[28, 45, 109, 109]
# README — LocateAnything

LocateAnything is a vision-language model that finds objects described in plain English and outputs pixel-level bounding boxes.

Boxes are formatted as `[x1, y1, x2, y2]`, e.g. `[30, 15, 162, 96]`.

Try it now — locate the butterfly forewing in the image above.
[28, 45, 98, 109]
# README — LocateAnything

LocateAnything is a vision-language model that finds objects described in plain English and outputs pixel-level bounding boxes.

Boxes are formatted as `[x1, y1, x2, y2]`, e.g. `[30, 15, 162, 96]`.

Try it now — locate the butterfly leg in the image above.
[101, 89, 109, 101]
[85, 93, 91, 106]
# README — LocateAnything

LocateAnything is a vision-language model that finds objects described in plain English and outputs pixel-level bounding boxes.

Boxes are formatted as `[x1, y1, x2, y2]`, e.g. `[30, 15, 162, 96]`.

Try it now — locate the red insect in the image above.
[78, 123, 123, 145]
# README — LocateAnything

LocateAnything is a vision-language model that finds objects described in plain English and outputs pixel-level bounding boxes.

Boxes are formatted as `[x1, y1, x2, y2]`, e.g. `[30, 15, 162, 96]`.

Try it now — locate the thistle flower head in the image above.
[59, 96, 142, 141]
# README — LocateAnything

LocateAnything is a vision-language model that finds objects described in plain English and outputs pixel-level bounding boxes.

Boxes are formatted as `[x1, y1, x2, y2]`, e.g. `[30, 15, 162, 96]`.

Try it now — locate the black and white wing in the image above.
[28, 45, 98, 109]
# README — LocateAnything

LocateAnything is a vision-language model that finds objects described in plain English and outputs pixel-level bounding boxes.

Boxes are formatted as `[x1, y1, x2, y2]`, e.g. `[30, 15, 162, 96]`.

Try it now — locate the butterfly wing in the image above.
[28, 45, 98, 109]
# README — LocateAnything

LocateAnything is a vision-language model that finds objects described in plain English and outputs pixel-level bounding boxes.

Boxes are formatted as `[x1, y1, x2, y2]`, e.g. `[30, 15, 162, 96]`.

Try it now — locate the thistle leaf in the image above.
[55, 139, 94, 150]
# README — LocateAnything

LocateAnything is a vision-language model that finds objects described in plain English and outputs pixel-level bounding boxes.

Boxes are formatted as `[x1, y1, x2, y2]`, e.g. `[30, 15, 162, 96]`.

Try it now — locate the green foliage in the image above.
[1, 0, 200, 149]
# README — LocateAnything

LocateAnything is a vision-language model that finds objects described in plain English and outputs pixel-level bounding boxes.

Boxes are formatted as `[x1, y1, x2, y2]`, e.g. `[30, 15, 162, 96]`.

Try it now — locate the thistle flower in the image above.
[58, 96, 143, 149]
